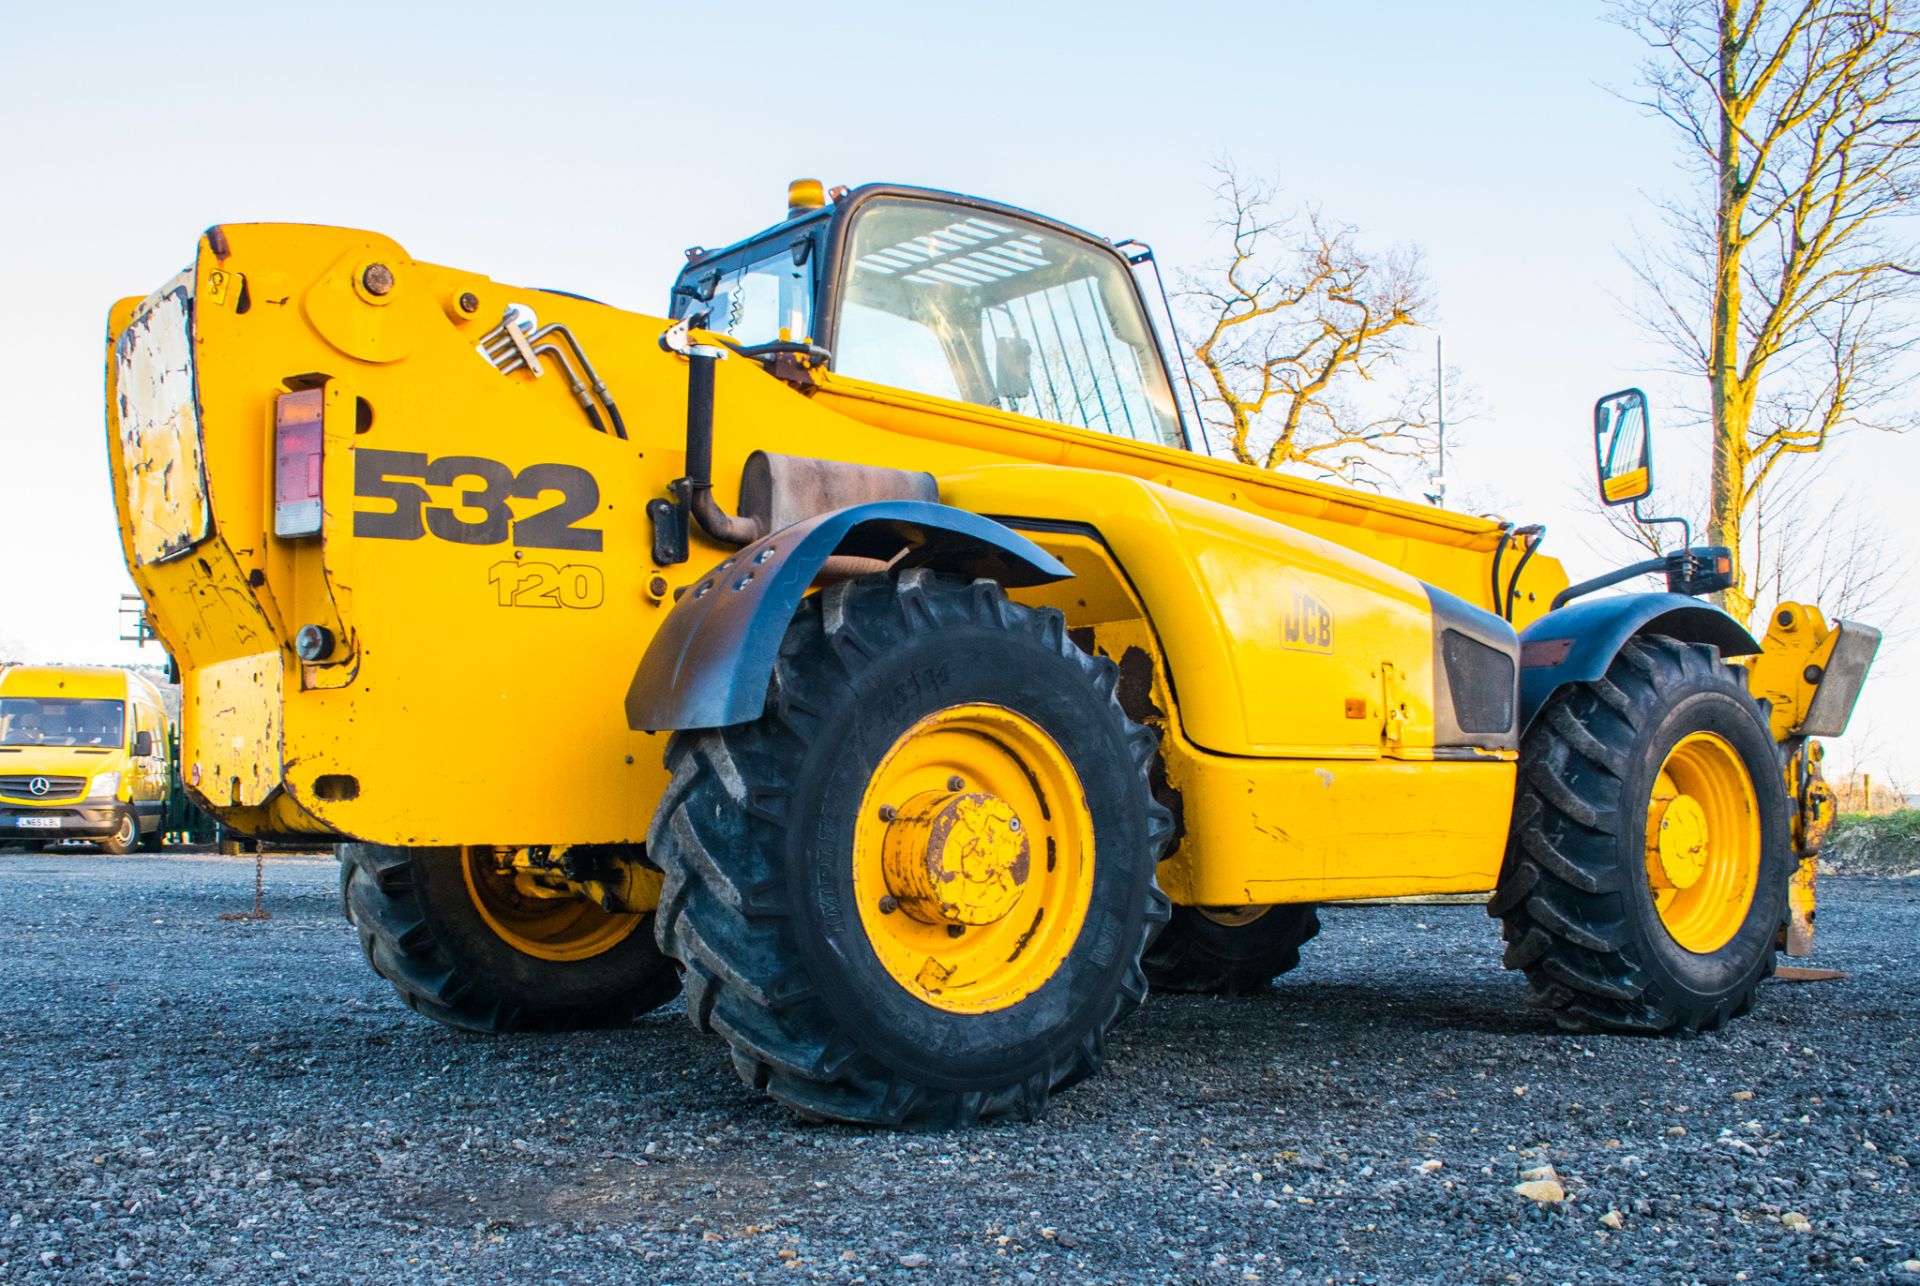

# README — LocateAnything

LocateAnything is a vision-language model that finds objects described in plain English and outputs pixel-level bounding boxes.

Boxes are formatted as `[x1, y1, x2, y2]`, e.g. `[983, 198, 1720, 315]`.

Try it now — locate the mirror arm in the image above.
[1630, 497, 1691, 551]
[1550, 555, 1670, 611]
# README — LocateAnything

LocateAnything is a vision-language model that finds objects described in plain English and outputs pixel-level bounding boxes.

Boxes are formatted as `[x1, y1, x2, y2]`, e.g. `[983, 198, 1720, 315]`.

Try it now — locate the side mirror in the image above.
[1594, 388, 1653, 506]
[131, 730, 154, 758]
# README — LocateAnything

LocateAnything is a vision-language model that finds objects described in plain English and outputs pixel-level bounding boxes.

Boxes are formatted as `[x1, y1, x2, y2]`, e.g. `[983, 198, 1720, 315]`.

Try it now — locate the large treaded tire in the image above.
[649, 571, 1173, 1126]
[1144, 903, 1321, 995]
[1490, 635, 1791, 1034]
[341, 844, 681, 1033]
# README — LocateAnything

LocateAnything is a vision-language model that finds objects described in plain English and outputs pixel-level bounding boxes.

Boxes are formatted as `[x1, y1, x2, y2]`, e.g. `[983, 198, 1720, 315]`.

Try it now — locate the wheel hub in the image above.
[852, 702, 1096, 1015]
[1651, 794, 1710, 889]
[463, 846, 651, 963]
[1641, 732, 1763, 955]
[882, 790, 1030, 925]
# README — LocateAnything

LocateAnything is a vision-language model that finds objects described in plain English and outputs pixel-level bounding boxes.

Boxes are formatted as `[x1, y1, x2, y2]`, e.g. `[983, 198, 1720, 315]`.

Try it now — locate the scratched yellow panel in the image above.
[113, 272, 210, 566]
[186, 651, 283, 809]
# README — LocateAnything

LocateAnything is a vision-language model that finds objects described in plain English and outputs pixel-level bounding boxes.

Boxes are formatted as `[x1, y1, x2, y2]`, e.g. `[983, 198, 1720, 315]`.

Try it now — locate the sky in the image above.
[0, 1, 1913, 787]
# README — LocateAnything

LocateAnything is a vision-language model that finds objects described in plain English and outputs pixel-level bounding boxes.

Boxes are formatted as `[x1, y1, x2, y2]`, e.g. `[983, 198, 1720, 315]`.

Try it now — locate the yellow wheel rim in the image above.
[462, 848, 644, 963]
[853, 703, 1095, 1014]
[1644, 732, 1761, 954]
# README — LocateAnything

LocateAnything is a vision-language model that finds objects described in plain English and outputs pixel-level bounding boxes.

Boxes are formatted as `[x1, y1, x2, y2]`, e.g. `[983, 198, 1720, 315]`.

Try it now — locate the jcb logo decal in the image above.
[1282, 586, 1334, 653]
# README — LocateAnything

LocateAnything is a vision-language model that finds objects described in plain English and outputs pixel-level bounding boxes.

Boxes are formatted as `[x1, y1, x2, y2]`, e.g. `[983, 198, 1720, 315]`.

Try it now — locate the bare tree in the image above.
[1184, 167, 1440, 481]
[1615, 0, 1920, 623]
[1591, 457, 1904, 622]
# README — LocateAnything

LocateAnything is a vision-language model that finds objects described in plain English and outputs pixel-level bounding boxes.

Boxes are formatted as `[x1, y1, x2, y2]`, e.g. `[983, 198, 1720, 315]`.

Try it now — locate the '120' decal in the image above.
[353, 450, 602, 551]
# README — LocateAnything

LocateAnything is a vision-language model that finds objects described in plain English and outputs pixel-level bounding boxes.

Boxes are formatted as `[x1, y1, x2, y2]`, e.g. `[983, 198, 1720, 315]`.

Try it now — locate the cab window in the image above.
[833, 198, 1183, 448]
[671, 239, 815, 347]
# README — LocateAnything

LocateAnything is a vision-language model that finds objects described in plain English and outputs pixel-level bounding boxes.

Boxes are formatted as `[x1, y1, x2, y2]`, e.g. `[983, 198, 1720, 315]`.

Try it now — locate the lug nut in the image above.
[361, 263, 395, 296]
[878, 895, 899, 915]
[878, 804, 898, 822]
[1007, 817, 1022, 832]
[458, 290, 480, 314]
[946, 924, 965, 938]
[947, 776, 965, 791]
[647, 575, 669, 599]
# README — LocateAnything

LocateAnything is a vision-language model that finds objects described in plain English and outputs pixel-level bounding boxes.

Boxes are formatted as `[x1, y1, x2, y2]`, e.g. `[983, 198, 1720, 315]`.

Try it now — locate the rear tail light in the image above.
[274, 389, 325, 538]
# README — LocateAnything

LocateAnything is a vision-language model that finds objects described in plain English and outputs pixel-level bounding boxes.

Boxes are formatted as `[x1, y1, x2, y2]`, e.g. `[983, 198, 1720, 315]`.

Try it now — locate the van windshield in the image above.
[0, 698, 126, 748]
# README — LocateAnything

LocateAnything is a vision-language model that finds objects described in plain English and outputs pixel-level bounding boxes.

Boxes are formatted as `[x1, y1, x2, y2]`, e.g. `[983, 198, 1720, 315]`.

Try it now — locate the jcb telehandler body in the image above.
[107, 182, 1877, 1122]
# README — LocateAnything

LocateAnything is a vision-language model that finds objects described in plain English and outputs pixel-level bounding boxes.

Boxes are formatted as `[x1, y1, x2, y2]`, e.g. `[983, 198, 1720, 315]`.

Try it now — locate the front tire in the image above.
[342, 844, 681, 1033]
[650, 571, 1172, 1126]
[1491, 635, 1791, 1033]
[98, 810, 139, 856]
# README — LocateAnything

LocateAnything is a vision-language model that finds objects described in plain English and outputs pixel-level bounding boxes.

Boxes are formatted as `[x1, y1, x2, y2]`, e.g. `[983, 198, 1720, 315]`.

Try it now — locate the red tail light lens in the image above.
[274, 389, 325, 538]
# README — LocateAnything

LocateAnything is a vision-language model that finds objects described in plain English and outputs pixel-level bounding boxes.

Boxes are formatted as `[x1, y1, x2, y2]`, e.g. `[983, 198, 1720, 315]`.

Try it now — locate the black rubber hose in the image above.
[1505, 524, 1546, 620]
[583, 403, 606, 434]
[607, 402, 628, 441]
[1489, 522, 1515, 619]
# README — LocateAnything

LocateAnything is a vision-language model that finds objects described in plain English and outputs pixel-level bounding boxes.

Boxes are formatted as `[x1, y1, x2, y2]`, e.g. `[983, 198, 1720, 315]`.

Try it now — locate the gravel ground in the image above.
[0, 850, 1913, 1285]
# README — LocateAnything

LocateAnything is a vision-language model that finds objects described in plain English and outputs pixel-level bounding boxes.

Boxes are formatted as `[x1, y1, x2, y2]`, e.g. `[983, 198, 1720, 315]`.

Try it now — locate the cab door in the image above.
[131, 704, 168, 805]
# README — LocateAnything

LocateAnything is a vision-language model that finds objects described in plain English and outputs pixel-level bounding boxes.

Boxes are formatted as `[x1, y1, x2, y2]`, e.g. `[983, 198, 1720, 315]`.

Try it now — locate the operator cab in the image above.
[669, 183, 1187, 450]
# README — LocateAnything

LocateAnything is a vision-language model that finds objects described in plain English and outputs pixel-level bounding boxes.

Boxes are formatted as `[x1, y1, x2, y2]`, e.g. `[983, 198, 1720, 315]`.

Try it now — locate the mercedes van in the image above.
[0, 666, 171, 853]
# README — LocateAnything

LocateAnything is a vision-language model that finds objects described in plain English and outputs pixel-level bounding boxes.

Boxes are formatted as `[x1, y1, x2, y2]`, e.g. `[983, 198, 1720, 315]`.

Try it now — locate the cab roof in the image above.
[682, 183, 1117, 271]
[0, 666, 164, 703]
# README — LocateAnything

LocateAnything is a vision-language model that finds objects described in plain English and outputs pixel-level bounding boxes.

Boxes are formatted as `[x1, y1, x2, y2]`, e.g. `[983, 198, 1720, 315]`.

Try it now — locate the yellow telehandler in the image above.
[105, 181, 1878, 1124]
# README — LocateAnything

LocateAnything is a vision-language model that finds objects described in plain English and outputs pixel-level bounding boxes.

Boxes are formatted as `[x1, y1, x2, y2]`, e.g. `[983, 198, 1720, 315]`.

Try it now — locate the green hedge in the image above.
[1824, 810, 1920, 874]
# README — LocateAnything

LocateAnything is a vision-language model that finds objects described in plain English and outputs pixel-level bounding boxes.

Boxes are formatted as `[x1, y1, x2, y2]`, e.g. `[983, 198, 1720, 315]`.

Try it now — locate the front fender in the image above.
[1518, 592, 1760, 731]
[624, 501, 1070, 731]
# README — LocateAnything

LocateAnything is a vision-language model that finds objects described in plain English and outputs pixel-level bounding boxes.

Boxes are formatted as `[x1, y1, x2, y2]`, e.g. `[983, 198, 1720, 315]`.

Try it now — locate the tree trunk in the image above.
[1708, 0, 1757, 625]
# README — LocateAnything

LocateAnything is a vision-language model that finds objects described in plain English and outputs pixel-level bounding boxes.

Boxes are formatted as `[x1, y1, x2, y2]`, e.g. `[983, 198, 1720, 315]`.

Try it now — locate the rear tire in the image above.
[342, 844, 681, 1033]
[1144, 903, 1320, 994]
[650, 571, 1172, 1125]
[1490, 635, 1790, 1033]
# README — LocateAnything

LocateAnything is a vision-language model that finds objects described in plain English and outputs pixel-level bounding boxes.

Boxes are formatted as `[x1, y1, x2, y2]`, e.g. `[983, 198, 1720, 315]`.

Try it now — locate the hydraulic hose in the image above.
[1504, 524, 1546, 620]
[1489, 522, 1515, 619]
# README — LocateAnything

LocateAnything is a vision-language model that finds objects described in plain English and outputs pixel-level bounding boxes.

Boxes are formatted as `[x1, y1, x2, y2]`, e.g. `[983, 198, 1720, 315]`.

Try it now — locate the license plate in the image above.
[15, 817, 61, 829]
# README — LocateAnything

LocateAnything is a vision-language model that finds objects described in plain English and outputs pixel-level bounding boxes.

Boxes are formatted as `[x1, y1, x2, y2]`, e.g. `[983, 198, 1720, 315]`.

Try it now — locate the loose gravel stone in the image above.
[0, 850, 1914, 1283]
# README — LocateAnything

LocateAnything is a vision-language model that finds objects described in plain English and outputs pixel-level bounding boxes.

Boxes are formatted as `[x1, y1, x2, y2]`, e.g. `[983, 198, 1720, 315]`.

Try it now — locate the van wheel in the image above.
[1144, 903, 1320, 994]
[341, 844, 681, 1033]
[98, 811, 139, 856]
[649, 571, 1173, 1126]
[1491, 635, 1791, 1033]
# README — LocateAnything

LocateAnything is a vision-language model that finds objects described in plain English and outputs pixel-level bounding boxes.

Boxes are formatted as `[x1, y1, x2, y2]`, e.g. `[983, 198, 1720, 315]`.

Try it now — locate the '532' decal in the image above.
[354, 450, 602, 551]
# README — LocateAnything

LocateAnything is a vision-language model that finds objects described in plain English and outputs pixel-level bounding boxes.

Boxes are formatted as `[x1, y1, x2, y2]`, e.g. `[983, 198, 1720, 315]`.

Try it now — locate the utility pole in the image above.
[1433, 335, 1447, 508]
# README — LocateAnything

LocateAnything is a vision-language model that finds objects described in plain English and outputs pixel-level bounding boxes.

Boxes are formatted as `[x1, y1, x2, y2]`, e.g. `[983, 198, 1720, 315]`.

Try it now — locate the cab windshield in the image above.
[0, 698, 126, 748]
[834, 198, 1184, 448]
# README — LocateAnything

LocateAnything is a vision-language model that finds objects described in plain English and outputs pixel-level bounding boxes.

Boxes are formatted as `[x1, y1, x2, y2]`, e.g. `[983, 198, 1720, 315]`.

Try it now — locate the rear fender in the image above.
[1517, 593, 1760, 732]
[624, 501, 1070, 731]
